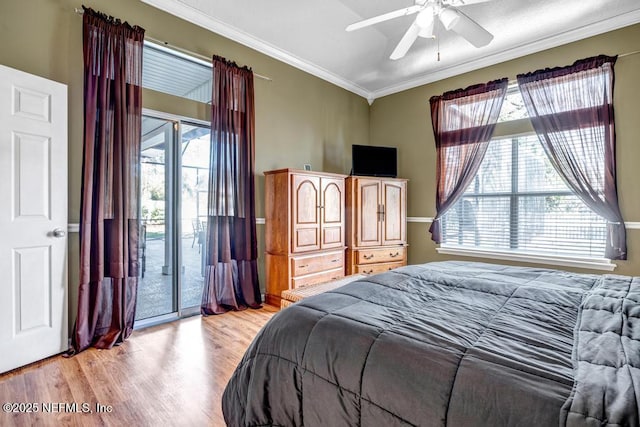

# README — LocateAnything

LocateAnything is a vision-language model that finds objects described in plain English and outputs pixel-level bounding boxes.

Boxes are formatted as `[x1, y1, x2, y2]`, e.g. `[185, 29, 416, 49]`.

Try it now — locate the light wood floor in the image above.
[0, 305, 279, 427]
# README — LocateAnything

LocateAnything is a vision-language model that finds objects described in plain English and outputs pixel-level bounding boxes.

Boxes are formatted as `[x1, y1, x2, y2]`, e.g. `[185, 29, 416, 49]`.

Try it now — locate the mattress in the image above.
[222, 261, 639, 426]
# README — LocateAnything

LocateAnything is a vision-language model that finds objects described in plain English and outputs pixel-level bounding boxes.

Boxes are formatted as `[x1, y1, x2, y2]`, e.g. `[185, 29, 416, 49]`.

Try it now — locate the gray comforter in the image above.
[222, 261, 639, 426]
[561, 273, 639, 426]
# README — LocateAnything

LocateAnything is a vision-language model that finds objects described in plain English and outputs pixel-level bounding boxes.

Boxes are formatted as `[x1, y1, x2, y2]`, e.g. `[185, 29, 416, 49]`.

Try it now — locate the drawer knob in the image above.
[299, 264, 308, 268]
[363, 254, 374, 260]
[363, 270, 373, 274]
[331, 259, 339, 263]
[389, 252, 400, 258]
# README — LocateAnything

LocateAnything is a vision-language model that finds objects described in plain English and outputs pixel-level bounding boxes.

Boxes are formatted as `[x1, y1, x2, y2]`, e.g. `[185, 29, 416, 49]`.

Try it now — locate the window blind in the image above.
[441, 134, 607, 258]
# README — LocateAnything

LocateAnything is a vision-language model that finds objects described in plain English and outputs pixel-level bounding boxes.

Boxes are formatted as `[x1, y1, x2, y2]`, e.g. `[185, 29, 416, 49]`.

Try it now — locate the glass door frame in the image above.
[135, 108, 210, 330]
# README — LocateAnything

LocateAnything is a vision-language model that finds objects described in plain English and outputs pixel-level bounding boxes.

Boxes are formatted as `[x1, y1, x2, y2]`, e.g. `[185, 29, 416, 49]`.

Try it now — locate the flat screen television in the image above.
[351, 144, 397, 178]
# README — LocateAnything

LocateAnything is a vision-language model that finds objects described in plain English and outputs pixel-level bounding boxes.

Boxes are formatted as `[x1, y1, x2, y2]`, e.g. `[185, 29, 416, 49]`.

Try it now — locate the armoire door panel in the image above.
[291, 174, 321, 252]
[321, 179, 343, 225]
[382, 181, 406, 245]
[322, 227, 343, 248]
[321, 177, 345, 249]
[293, 176, 320, 224]
[356, 180, 381, 247]
[295, 228, 320, 250]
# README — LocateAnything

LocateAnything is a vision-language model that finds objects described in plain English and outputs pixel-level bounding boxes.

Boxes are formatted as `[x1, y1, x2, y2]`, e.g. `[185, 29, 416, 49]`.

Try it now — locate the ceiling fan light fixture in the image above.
[415, 7, 435, 38]
[415, 7, 434, 28]
[439, 7, 460, 30]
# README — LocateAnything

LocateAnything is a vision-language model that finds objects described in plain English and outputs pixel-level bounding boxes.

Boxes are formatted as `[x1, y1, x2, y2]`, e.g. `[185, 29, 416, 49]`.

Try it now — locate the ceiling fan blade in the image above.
[390, 22, 421, 60]
[346, 5, 422, 32]
[440, 7, 493, 47]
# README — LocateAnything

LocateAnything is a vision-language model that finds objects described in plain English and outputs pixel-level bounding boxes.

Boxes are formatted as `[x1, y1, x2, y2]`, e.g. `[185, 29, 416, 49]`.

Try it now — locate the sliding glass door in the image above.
[136, 113, 210, 324]
[137, 116, 175, 320]
[179, 122, 210, 310]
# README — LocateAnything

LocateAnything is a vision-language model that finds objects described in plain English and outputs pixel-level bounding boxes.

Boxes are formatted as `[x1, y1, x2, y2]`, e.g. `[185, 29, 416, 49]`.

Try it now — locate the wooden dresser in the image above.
[264, 169, 346, 306]
[345, 176, 407, 275]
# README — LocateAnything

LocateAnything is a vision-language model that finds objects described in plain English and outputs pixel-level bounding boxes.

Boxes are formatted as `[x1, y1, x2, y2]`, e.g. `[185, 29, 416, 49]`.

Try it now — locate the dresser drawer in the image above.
[356, 261, 405, 275]
[292, 268, 344, 288]
[291, 250, 344, 276]
[356, 247, 406, 265]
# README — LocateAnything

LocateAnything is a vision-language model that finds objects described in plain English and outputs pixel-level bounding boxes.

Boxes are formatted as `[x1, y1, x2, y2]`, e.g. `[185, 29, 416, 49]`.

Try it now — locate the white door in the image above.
[0, 64, 68, 373]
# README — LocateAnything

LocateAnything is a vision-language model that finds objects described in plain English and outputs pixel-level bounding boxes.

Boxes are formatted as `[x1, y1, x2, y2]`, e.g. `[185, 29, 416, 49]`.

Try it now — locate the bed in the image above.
[222, 261, 639, 426]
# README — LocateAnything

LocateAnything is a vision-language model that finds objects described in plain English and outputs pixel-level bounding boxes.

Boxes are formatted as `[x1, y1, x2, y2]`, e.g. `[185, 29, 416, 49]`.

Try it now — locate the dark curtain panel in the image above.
[72, 7, 144, 353]
[201, 55, 261, 315]
[428, 78, 508, 243]
[517, 55, 626, 260]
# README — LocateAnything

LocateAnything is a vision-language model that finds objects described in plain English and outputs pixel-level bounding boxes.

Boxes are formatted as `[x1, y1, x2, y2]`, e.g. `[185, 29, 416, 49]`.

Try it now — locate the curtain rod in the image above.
[619, 49, 640, 58]
[73, 7, 272, 82]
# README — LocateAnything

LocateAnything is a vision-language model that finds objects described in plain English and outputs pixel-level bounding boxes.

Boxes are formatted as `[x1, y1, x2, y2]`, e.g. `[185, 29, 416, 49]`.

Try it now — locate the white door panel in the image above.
[0, 64, 68, 373]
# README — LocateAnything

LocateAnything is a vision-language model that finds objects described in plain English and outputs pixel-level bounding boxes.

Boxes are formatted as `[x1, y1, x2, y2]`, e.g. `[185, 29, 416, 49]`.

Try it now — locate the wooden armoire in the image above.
[264, 169, 346, 306]
[345, 176, 408, 275]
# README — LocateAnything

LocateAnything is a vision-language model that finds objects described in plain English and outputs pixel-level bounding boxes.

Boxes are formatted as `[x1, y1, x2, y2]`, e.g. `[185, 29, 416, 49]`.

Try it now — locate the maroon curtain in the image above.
[429, 78, 508, 243]
[201, 56, 261, 315]
[72, 7, 144, 353]
[517, 55, 626, 260]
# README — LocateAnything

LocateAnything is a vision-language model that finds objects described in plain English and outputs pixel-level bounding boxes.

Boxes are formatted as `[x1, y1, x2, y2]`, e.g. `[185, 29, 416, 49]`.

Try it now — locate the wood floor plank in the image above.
[0, 305, 278, 426]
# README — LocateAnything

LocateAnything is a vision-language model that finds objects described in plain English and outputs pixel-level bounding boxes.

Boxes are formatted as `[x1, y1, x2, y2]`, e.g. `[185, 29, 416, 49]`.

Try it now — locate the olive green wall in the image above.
[0, 0, 369, 328]
[370, 24, 640, 277]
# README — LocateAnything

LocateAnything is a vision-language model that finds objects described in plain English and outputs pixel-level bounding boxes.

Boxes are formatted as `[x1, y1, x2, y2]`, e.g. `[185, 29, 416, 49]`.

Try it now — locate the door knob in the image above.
[52, 228, 66, 238]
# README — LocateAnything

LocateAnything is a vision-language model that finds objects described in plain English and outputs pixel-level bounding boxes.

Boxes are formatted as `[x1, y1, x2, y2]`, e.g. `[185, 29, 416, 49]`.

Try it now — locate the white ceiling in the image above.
[141, 0, 640, 102]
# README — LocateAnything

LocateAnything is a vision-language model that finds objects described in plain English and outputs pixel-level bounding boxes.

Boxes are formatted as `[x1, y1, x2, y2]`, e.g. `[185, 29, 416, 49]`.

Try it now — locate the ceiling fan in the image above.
[346, 0, 494, 60]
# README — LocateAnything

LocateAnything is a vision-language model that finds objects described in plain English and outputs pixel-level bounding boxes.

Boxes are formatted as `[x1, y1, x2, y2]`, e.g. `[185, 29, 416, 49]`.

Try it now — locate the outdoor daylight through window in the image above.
[440, 88, 608, 259]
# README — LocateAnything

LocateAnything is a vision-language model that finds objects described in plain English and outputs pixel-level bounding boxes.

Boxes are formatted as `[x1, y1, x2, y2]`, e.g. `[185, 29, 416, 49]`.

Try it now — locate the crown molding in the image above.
[371, 9, 640, 99]
[140, 0, 370, 99]
[142, 1, 640, 102]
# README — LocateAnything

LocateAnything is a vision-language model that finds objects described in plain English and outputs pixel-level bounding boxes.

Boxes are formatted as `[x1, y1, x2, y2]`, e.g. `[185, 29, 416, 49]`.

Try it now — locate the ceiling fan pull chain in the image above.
[437, 20, 441, 61]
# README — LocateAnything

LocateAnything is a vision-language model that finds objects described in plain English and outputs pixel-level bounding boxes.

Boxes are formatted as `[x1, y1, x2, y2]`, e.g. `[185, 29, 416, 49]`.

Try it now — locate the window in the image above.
[440, 88, 608, 259]
[497, 87, 528, 122]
